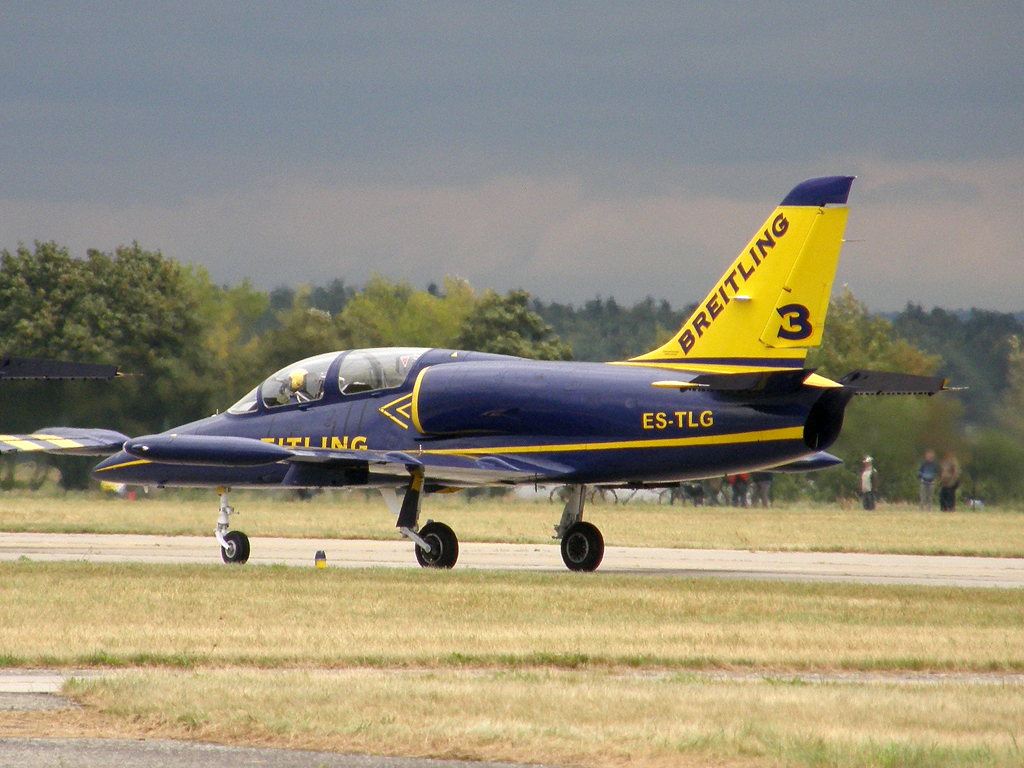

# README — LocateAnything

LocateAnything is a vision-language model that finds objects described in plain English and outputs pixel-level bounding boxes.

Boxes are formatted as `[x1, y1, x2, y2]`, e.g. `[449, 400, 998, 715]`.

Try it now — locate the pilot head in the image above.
[289, 368, 308, 391]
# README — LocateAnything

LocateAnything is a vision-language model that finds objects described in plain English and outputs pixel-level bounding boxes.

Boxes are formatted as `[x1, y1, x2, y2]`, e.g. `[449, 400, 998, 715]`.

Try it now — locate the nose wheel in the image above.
[215, 488, 250, 564]
[220, 529, 250, 564]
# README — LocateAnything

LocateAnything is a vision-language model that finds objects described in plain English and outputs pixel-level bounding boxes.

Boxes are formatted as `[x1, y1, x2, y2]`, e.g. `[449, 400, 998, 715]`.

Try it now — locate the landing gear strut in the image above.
[383, 469, 459, 569]
[553, 484, 604, 572]
[215, 488, 250, 564]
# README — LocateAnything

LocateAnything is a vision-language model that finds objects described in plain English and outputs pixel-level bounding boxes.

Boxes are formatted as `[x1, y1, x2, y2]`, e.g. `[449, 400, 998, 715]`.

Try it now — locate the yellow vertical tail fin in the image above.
[631, 176, 854, 371]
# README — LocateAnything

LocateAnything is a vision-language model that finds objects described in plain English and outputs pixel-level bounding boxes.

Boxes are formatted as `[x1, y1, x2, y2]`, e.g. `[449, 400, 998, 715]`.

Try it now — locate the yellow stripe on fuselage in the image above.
[92, 458, 153, 473]
[420, 425, 804, 457]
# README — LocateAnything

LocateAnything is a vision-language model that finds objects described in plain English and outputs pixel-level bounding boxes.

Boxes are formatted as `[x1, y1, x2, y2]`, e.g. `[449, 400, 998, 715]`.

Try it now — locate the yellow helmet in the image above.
[289, 369, 308, 390]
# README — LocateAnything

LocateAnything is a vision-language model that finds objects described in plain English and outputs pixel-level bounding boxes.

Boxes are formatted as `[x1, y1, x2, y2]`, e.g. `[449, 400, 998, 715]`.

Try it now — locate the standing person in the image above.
[917, 450, 940, 510]
[732, 473, 750, 507]
[751, 472, 773, 508]
[860, 456, 879, 510]
[938, 452, 961, 511]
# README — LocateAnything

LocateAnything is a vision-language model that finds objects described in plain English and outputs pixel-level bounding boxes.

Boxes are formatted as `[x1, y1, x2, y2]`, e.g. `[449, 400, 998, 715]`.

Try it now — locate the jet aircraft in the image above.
[0, 177, 951, 571]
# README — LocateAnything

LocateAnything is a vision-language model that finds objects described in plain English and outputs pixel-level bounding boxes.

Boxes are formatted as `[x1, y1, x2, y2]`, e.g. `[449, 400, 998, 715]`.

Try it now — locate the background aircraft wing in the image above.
[0, 357, 120, 380]
[0, 427, 131, 456]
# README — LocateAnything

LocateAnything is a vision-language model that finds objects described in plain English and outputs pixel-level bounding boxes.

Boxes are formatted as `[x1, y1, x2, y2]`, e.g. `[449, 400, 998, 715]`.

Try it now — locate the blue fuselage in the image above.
[93, 348, 836, 489]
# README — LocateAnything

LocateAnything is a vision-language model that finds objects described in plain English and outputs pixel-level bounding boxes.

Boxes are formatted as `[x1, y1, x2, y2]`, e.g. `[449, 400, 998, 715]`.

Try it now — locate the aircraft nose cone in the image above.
[91, 450, 140, 483]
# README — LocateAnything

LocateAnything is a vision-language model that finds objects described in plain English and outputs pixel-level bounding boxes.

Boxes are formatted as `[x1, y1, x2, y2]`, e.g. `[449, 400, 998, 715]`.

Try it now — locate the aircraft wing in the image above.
[0, 428, 131, 456]
[122, 434, 572, 486]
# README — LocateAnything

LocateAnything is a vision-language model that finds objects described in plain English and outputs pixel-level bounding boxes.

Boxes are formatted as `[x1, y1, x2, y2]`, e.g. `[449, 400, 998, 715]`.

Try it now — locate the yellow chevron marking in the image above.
[378, 393, 413, 429]
[420, 426, 804, 457]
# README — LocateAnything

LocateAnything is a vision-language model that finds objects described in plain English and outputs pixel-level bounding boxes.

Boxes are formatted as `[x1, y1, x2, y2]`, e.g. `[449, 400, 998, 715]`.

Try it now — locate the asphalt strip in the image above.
[2, 532, 1023, 588]
[0, 738, 541, 768]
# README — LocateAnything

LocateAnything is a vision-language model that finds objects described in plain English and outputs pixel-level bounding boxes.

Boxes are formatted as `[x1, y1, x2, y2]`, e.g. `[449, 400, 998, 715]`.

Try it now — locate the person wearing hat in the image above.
[860, 456, 879, 510]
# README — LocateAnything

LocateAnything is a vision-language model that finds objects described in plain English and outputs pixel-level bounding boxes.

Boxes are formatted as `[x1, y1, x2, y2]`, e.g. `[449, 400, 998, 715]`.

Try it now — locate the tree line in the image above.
[2, 241, 1022, 503]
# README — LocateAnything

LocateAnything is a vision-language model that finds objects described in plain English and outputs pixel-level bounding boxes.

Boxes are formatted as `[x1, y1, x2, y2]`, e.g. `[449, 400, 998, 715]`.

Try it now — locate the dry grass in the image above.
[2, 488, 1024, 557]
[46, 668, 1024, 768]
[3, 559, 1024, 766]
[2, 561, 1022, 672]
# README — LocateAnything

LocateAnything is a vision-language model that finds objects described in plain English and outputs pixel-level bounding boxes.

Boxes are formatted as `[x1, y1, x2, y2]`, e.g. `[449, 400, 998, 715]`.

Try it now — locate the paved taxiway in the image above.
[0, 738, 539, 768]
[2, 532, 1023, 587]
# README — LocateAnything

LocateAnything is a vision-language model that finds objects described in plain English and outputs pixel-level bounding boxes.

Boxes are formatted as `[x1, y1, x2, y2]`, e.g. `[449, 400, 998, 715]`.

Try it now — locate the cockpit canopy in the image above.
[336, 348, 426, 395]
[226, 348, 429, 415]
[260, 352, 337, 409]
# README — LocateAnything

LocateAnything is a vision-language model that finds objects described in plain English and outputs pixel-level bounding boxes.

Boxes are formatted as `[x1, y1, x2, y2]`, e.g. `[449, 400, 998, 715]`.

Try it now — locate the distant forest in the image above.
[271, 279, 1024, 428]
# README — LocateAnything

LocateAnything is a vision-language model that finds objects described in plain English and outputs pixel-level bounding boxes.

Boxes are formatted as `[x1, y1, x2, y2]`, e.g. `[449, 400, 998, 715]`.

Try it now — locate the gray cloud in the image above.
[1, 3, 1022, 310]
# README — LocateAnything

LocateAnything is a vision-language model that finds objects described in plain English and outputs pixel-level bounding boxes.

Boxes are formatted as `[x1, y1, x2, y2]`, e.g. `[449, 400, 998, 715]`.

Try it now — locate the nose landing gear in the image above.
[215, 488, 250, 564]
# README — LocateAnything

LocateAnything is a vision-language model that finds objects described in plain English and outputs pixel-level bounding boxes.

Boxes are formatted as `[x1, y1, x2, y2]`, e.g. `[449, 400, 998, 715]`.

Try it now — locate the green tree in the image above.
[534, 296, 692, 362]
[965, 335, 1024, 504]
[894, 305, 1024, 423]
[252, 286, 348, 378]
[808, 288, 940, 379]
[996, 335, 1024, 434]
[0, 242, 223, 486]
[338, 275, 476, 350]
[797, 288, 958, 503]
[455, 289, 572, 360]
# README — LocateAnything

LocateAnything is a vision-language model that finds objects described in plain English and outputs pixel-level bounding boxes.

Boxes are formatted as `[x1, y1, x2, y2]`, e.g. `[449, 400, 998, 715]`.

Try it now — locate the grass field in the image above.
[2, 562, 1023, 671]
[48, 669, 1024, 768]
[2, 560, 1023, 766]
[3, 488, 1024, 766]
[2, 488, 1024, 557]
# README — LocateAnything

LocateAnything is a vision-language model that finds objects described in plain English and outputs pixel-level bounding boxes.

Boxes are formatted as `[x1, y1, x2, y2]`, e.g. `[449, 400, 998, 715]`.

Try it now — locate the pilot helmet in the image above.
[289, 368, 308, 390]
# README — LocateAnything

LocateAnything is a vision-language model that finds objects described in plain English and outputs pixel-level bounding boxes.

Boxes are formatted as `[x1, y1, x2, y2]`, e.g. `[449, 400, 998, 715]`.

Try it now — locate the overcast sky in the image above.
[2, 3, 1022, 311]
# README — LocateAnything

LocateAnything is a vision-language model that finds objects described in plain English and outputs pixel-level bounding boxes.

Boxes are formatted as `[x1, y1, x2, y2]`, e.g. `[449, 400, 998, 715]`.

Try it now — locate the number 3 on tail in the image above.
[776, 304, 813, 341]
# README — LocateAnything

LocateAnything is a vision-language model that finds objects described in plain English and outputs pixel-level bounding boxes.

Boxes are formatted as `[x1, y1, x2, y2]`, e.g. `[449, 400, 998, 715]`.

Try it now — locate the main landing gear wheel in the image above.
[415, 521, 459, 569]
[220, 530, 250, 564]
[560, 521, 604, 572]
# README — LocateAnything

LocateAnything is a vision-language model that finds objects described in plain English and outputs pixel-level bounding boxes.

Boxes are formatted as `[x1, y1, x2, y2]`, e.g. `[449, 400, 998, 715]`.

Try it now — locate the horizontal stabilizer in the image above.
[839, 371, 957, 396]
[0, 428, 130, 456]
[770, 451, 843, 473]
[124, 435, 294, 466]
